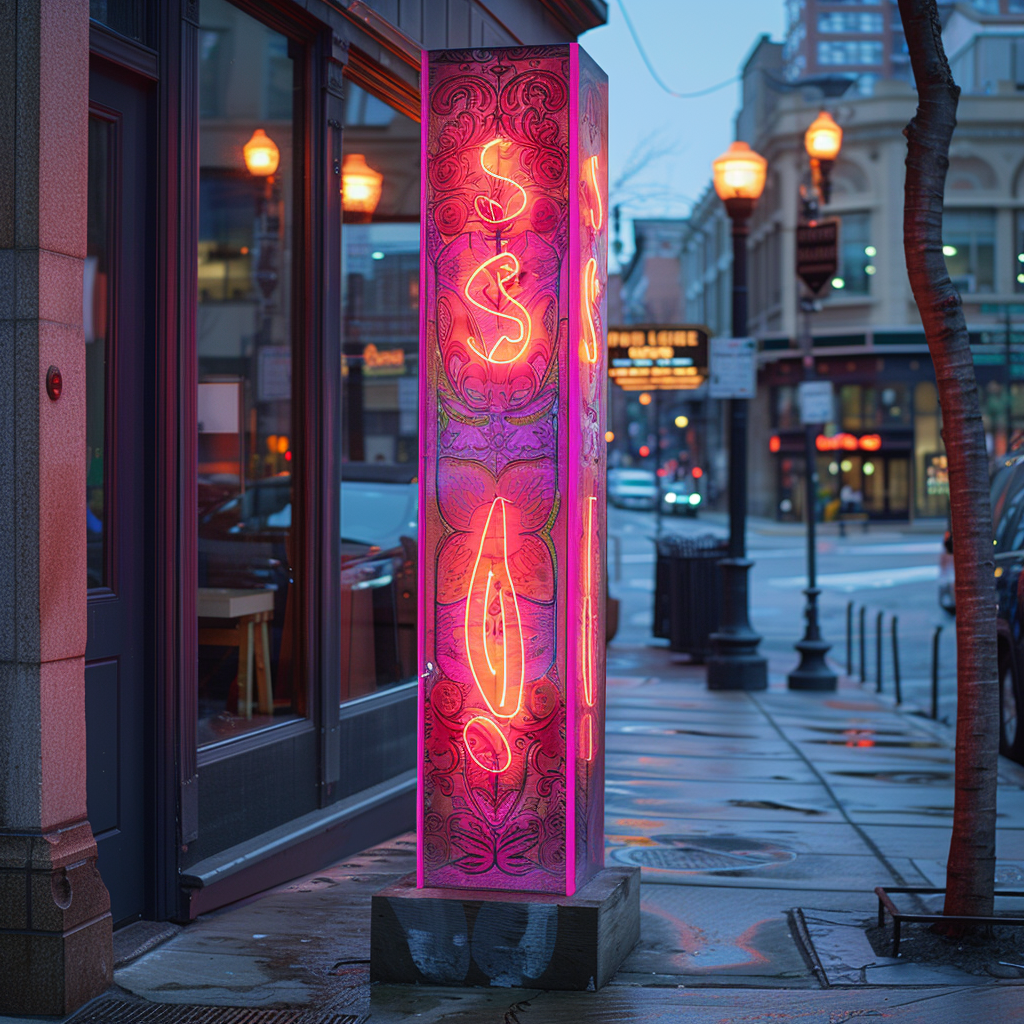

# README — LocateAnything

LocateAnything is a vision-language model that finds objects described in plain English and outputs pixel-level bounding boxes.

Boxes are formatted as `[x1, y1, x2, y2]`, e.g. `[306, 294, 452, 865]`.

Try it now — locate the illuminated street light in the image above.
[707, 140, 768, 693]
[675, 415, 689, 428]
[804, 110, 841, 207]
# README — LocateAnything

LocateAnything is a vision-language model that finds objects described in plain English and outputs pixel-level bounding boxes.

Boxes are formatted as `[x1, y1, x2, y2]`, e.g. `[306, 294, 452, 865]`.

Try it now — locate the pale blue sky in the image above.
[580, 0, 786, 265]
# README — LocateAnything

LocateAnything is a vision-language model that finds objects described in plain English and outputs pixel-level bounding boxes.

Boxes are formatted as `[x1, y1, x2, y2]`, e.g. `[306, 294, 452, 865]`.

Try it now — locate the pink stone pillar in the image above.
[0, 0, 113, 1013]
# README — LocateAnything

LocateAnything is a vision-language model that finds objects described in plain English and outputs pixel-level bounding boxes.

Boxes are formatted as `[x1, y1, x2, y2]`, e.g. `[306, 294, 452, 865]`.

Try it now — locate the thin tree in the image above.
[898, 0, 999, 921]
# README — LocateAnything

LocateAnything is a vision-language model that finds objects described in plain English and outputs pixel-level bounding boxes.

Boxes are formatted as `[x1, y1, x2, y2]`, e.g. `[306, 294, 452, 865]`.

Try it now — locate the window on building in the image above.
[818, 11, 884, 32]
[943, 209, 995, 293]
[1014, 212, 1024, 291]
[339, 81, 421, 704]
[776, 386, 800, 429]
[196, 0, 305, 745]
[818, 40, 884, 65]
[830, 212, 873, 295]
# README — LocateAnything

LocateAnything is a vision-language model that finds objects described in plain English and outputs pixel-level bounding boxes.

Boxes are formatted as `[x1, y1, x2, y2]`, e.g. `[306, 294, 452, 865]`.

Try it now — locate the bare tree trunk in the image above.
[898, 0, 999, 921]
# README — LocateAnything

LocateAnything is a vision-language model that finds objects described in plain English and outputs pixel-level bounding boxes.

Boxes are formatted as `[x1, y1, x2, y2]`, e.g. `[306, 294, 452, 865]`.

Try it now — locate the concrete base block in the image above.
[370, 866, 640, 990]
[0, 823, 112, 1015]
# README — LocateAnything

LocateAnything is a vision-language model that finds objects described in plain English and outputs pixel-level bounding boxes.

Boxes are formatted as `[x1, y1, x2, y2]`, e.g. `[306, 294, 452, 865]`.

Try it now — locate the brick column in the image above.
[0, 0, 113, 1013]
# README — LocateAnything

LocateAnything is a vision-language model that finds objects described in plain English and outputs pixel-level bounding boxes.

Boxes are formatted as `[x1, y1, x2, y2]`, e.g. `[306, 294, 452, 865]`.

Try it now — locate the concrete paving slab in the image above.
[605, 732, 798, 759]
[833, 783, 1024, 826]
[605, 778, 842, 822]
[861, 824, 1024, 861]
[605, 719, 782, 741]
[604, 751, 817, 783]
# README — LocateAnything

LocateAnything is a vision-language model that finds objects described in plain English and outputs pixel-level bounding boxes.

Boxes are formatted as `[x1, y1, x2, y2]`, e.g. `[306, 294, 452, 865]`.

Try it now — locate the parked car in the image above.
[608, 468, 658, 510]
[989, 453, 1024, 762]
[660, 477, 701, 517]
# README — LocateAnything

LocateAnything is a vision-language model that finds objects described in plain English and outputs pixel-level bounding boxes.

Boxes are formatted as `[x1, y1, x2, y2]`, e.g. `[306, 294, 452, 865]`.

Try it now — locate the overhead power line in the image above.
[614, 0, 740, 99]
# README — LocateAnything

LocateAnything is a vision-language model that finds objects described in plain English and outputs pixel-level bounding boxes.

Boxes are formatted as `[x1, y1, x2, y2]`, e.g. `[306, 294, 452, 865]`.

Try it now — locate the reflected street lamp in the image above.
[706, 141, 768, 692]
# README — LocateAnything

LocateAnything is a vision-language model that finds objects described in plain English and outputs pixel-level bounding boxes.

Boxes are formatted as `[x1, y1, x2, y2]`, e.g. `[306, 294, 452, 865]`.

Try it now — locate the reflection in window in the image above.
[340, 82, 421, 704]
[197, 0, 303, 745]
[830, 212, 872, 295]
[86, 118, 111, 589]
[943, 209, 995, 293]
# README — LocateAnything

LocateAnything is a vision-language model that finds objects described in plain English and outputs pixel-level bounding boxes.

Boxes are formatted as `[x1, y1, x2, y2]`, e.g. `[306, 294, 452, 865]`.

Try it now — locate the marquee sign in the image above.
[418, 45, 608, 895]
[608, 326, 708, 391]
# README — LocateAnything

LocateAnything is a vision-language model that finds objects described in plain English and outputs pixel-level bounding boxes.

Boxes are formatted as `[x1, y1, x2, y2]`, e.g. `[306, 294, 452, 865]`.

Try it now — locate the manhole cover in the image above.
[610, 835, 796, 874]
[70, 998, 362, 1024]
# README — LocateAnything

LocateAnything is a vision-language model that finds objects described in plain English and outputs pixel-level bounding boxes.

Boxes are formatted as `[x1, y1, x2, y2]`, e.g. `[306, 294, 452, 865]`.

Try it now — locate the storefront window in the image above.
[914, 380, 947, 518]
[339, 82, 421, 703]
[864, 384, 910, 427]
[831, 212, 872, 295]
[1015, 212, 1024, 292]
[943, 209, 995, 293]
[840, 384, 862, 430]
[196, 0, 304, 745]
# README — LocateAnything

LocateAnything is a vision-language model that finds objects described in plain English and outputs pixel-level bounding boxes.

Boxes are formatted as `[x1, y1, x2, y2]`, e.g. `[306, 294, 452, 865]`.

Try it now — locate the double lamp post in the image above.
[705, 109, 843, 692]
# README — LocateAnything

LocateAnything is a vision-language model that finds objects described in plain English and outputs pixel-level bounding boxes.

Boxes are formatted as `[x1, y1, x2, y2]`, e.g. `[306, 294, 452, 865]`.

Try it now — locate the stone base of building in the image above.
[370, 866, 640, 990]
[0, 822, 113, 1015]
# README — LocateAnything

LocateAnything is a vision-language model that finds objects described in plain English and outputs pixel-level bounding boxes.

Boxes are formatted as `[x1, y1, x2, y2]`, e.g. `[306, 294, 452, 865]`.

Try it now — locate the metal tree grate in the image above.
[70, 998, 363, 1024]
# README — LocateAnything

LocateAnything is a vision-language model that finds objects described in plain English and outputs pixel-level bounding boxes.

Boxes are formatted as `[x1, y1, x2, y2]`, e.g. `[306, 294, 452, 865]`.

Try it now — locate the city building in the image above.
[682, 3, 1024, 524]
[0, 0, 606, 1013]
[783, 0, 911, 94]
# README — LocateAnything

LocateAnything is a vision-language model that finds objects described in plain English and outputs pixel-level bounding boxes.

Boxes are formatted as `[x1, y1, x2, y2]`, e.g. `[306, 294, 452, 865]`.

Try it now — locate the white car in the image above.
[608, 468, 658, 510]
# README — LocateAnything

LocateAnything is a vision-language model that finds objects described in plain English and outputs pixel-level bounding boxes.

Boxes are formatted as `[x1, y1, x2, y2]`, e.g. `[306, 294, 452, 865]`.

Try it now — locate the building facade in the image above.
[683, 3, 1024, 524]
[0, 0, 606, 1013]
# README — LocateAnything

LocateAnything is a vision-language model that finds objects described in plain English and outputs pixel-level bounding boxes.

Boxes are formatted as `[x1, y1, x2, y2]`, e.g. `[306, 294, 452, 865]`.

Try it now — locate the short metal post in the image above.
[859, 606, 866, 683]
[931, 625, 943, 720]
[891, 615, 901, 705]
[875, 610, 884, 693]
[846, 601, 853, 676]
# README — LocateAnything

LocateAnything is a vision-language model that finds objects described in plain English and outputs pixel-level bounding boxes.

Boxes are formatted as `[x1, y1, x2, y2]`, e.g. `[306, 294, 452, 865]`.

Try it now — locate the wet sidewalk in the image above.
[34, 648, 1024, 1023]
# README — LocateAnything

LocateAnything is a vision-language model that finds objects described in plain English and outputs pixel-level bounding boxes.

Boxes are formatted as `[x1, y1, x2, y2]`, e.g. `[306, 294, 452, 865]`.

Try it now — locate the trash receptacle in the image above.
[653, 534, 727, 661]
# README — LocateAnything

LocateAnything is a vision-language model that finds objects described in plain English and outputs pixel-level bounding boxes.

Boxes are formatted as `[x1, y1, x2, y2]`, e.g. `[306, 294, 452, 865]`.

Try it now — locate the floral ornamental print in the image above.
[419, 45, 608, 895]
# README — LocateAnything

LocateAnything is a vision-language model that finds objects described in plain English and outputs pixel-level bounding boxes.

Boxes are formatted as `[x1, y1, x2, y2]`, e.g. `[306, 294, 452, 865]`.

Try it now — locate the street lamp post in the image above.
[788, 111, 842, 691]
[707, 142, 768, 692]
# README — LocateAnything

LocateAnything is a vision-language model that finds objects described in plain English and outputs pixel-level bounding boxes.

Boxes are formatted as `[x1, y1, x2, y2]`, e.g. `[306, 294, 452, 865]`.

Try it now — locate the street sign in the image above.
[797, 219, 839, 295]
[798, 380, 833, 425]
[607, 325, 708, 391]
[708, 337, 756, 399]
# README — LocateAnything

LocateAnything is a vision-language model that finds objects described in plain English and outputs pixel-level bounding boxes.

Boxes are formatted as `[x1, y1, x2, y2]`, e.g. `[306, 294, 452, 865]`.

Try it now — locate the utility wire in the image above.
[614, 0, 740, 99]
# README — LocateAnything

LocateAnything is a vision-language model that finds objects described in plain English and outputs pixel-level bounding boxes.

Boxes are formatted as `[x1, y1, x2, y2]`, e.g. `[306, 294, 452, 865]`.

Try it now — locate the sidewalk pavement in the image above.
[22, 645, 1024, 1024]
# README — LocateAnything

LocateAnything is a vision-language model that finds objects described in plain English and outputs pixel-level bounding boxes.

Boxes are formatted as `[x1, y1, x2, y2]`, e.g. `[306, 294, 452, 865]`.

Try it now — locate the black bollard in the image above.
[891, 615, 901, 705]
[875, 611, 884, 694]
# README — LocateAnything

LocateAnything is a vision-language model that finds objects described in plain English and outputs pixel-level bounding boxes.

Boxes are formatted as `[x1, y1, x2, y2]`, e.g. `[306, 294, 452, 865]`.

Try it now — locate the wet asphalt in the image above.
[36, 509, 1024, 1023]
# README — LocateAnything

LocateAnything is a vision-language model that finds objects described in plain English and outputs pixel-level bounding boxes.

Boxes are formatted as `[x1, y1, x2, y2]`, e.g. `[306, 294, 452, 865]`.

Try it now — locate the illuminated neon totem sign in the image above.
[418, 46, 608, 894]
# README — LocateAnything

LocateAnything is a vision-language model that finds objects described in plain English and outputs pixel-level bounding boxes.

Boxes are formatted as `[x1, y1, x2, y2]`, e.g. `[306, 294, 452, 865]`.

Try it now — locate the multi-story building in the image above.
[783, 0, 911, 94]
[0, 0, 606, 1013]
[683, 3, 1024, 524]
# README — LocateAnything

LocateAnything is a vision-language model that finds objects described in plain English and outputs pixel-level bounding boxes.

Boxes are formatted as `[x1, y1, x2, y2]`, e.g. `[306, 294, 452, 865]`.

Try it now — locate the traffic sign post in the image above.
[798, 380, 834, 425]
[796, 220, 839, 295]
[708, 337, 756, 399]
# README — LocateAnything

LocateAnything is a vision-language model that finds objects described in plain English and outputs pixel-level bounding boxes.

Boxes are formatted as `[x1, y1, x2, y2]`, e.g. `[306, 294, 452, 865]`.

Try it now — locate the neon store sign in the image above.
[418, 45, 608, 895]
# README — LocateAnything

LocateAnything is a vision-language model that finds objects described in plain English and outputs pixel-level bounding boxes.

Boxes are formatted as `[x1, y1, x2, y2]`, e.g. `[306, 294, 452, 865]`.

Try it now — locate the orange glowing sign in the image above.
[815, 432, 882, 452]
[465, 252, 532, 364]
[582, 257, 600, 363]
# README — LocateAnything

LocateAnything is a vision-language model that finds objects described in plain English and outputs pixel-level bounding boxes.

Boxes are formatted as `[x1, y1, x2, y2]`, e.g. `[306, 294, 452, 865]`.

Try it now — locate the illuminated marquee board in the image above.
[608, 325, 708, 391]
[419, 45, 608, 895]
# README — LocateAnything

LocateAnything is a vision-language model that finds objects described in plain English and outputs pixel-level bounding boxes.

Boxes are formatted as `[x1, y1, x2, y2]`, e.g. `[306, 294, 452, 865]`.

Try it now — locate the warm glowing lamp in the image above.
[804, 110, 842, 206]
[804, 110, 842, 161]
[342, 153, 383, 220]
[243, 129, 279, 177]
[712, 141, 767, 207]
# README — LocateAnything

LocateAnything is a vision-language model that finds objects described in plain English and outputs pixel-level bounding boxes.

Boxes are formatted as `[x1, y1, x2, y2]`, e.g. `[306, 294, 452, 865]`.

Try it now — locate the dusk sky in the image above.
[581, 0, 786, 266]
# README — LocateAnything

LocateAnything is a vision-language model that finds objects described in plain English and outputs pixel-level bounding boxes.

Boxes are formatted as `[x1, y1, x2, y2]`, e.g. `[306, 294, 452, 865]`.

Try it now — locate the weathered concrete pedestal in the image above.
[371, 867, 639, 990]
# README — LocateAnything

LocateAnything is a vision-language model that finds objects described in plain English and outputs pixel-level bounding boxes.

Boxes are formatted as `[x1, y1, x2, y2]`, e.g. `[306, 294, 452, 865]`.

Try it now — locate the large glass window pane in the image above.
[197, 0, 303, 745]
[943, 209, 995, 293]
[340, 83, 421, 703]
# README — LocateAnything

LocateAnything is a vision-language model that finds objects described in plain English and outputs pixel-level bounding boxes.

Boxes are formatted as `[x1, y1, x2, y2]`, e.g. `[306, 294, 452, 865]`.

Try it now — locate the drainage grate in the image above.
[610, 836, 796, 873]
[70, 998, 363, 1024]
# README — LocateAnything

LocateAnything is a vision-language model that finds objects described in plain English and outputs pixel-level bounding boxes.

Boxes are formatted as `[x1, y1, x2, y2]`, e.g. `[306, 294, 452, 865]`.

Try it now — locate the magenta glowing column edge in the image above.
[416, 48, 429, 890]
